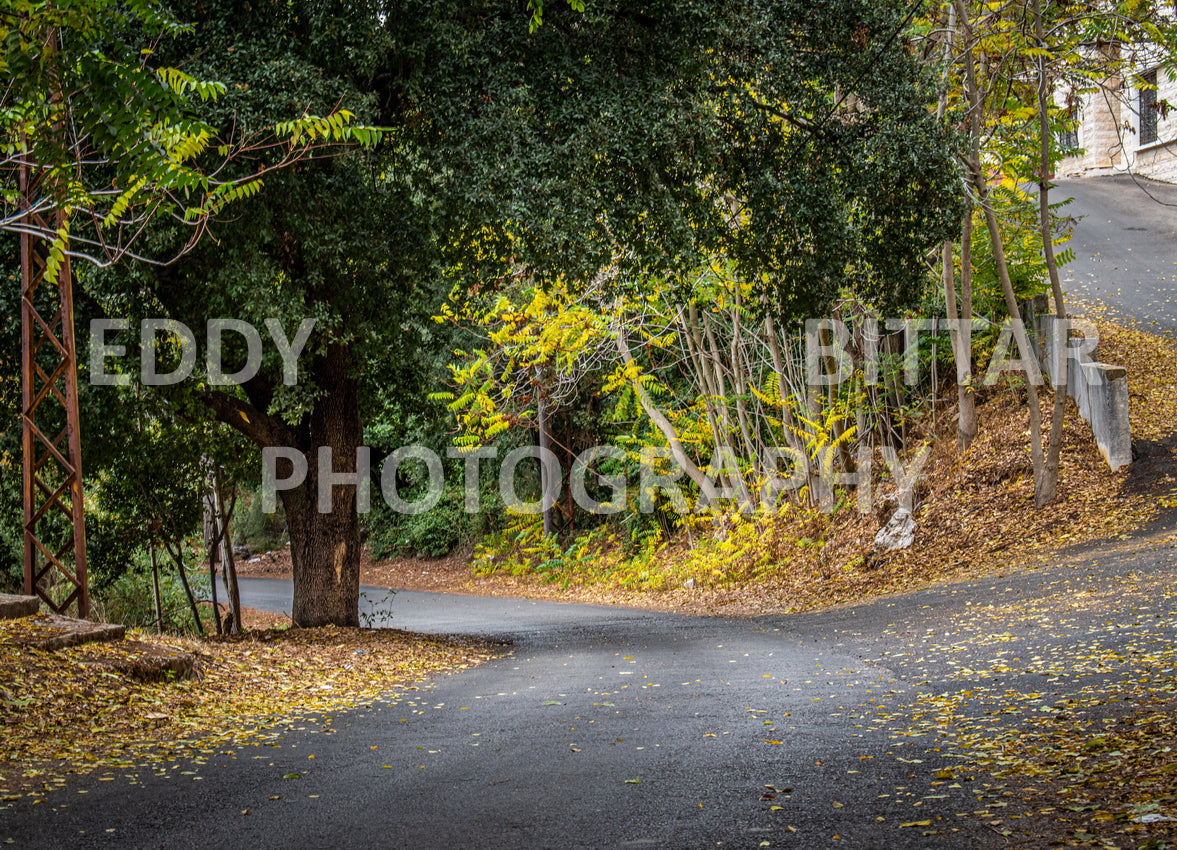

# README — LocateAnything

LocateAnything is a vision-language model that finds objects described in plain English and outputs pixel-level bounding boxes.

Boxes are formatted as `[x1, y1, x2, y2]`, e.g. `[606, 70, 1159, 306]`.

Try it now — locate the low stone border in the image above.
[1039, 314, 1132, 470]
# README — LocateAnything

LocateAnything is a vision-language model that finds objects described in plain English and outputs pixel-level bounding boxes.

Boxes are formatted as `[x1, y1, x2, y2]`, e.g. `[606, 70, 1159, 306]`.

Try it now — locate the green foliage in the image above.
[434, 283, 610, 447]
[0, 470, 21, 594]
[367, 485, 505, 559]
[0, 238, 20, 593]
[94, 564, 209, 636]
[357, 588, 397, 629]
[397, 0, 963, 314]
[471, 502, 833, 591]
[472, 516, 605, 584]
[965, 190, 1051, 313]
[5, 0, 966, 623]
[234, 490, 289, 555]
[1, 0, 383, 265]
[81, 383, 229, 580]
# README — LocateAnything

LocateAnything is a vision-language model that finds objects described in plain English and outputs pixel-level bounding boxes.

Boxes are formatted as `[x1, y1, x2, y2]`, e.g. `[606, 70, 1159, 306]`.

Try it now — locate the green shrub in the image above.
[0, 478, 21, 594]
[366, 484, 505, 559]
[234, 488, 288, 553]
[93, 565, 208, 635]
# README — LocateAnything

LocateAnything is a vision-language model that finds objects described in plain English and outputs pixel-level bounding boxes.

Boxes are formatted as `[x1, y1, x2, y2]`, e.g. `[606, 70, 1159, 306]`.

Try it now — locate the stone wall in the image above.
[1039, 316, 1132, 470]
[1057, 46, 1176, 183]
[1061, 85, 1124, 175]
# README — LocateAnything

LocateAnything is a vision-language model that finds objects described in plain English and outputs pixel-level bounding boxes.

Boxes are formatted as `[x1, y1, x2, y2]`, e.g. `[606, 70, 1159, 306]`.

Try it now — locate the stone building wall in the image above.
[1058, 45, 1176, 184]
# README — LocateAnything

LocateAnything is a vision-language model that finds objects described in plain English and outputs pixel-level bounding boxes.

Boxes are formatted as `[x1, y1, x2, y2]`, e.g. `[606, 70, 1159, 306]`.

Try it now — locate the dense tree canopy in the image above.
[11, 0, 964, 626]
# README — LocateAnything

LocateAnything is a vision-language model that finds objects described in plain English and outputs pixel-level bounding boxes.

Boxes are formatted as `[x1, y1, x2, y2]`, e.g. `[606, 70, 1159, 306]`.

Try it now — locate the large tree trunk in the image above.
[284, 343, 362, 628]
[282, 482, 361, 628]
[204, 342, 363, 628]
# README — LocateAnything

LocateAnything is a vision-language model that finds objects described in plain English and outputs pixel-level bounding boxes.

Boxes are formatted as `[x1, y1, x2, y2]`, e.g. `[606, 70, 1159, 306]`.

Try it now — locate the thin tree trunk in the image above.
[536, 383, 555, 537]
[945, 230, 978, 448]
[617, 330, 722, 504]
[978, 197, 1047, 501]
[728, 289, 760, 483]
[701, 311, 752, 504]
[204, 489, 223, 635]
[165, 540, 205, 636]
[213, 469, 243, 634]
[957, 0, 1047, 502]
[763, 316, 808, 458]
[956, 213, 978, 446]
[149, 535, 162, 634]
[1035, 0, 1066, 504]
[683, 304, 728, 471]
[937, 0, 977, 449]
[819, 321, 853, 474]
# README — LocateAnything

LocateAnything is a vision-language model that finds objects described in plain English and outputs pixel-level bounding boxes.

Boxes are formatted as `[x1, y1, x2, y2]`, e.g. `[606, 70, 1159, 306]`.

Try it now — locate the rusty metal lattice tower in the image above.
[19, 161, 89, 618]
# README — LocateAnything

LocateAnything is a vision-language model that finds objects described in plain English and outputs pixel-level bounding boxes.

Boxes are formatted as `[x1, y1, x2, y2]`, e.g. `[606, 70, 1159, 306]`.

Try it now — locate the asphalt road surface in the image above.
[6, 530, 1177, 849]
[1054, 174, 1177, 337]
[5, 580, 999, 849]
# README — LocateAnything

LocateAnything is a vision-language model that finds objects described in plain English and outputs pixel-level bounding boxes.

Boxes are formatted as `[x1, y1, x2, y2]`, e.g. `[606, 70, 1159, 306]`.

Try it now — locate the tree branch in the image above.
[200, 391, 300, 450]
[616, 329, 722, 504]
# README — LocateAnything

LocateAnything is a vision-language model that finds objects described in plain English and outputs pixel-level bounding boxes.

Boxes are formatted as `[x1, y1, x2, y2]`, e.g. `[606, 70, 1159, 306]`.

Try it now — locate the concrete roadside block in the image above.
[0, 593, 40, 620]
[1083, 362, 1132, 470]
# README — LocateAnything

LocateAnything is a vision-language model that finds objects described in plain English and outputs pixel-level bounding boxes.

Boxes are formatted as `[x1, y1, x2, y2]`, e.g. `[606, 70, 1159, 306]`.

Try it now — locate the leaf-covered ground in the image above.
[256, 318, 1174, 848]
[841, 533, 1177, 848]
[0, 616, 501, 799]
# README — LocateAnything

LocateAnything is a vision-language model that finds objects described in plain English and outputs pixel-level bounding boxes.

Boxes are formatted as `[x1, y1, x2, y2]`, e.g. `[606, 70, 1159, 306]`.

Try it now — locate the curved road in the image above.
[1055, 174, 1177, 337]
[5, 537, 1176, 849]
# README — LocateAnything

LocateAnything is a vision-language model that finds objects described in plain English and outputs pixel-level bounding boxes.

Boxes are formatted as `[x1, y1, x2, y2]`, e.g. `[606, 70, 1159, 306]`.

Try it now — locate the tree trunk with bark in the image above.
[149, 536, 162, 634]
[536, 386, 556, 537]
[616, 330, 722, 505]
[1034, 0, 1067, 505]
[212, 469, 243, 634]
[203, 484, 223, 635]
[204, 342, 363, 628]
[283, 345, 362, 628]
[956, 0, 1048, 504]
[165, 539, 205, 636]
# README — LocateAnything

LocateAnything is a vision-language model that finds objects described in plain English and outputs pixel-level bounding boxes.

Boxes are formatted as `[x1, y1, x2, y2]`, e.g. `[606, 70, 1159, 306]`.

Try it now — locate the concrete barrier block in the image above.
[1039, 315, 1059, 386]
[0, 594, 40, 620]
[1070, 346, 1091, 421]
[1083, 362, 1132, 470]
[1036, 314, 1130, 471]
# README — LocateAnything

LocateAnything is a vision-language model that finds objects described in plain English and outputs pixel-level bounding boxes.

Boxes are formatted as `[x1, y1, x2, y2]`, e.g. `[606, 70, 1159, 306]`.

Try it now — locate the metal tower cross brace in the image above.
[19, 162, 89, 618]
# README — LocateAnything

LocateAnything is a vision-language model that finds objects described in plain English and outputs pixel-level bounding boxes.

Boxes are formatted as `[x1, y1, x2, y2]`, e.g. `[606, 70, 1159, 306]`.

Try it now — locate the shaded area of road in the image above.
[4, 530, 1176, 848]
[1054, 174, 1177, 338]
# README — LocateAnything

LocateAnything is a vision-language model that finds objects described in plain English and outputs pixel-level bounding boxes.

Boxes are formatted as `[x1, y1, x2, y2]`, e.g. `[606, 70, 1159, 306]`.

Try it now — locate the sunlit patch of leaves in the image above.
[0, 620, 500, 797]
[864, 565, 1177, 847]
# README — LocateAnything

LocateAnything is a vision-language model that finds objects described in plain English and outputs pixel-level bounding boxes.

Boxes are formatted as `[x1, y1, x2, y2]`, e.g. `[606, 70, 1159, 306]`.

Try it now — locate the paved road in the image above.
[1054, 174, 1177, 337]
[5, 532, 1176, 849]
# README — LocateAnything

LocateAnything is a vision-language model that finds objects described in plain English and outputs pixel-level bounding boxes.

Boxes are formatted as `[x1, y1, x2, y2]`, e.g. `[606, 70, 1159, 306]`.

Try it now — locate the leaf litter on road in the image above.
[0, 619, 501, 798]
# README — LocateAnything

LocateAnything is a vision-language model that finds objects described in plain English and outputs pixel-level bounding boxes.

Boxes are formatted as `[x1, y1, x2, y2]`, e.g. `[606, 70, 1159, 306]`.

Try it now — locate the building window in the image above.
[1139, 68, 1159, 145]
[1057, 103, 1079, 152]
